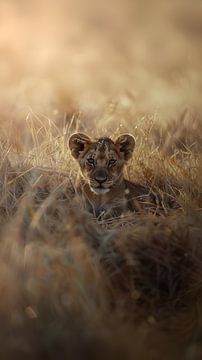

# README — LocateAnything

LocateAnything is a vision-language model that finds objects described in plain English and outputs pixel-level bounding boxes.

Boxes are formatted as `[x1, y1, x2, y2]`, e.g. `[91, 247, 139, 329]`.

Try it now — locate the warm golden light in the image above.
[0, 1, 202, 359]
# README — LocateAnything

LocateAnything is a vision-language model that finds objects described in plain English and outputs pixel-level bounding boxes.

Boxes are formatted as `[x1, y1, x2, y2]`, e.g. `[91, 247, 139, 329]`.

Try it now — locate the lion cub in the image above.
[68, 133, 151, 218]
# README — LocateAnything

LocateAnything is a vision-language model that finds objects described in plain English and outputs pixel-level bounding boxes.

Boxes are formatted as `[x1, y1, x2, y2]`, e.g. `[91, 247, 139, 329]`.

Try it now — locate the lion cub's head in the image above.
[68, 133, 135, 195]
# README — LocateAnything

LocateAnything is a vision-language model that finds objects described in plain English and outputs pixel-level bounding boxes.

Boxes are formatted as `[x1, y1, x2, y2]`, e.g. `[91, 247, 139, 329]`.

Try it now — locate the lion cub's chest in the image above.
[81, 183, 127, 218]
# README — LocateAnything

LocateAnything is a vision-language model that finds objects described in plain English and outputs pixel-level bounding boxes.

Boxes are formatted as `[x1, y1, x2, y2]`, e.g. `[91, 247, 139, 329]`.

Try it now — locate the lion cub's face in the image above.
[68, 133, 135, 195]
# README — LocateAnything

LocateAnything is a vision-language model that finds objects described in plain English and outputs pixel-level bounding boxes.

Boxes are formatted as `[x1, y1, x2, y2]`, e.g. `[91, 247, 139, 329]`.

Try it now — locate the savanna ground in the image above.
[0, 0, 202, 359]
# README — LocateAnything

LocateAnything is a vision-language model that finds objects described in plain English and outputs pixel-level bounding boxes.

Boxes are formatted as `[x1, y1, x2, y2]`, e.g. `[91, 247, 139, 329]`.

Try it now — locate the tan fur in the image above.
[68, 133, 151, 218]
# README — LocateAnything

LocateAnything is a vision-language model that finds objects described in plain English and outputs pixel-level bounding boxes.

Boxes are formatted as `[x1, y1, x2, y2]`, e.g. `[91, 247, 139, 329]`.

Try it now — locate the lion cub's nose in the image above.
[94, 170, 107, 184]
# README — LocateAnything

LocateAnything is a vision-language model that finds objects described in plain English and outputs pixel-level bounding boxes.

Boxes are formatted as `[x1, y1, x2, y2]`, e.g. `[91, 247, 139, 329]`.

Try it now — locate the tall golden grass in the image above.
[0, 0, 202, 358]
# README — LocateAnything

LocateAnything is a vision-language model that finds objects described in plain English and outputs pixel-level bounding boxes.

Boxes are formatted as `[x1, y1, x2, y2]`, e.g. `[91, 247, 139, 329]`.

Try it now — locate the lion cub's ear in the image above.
[115, 134, 135, 161]
[68, 133, 92, 159]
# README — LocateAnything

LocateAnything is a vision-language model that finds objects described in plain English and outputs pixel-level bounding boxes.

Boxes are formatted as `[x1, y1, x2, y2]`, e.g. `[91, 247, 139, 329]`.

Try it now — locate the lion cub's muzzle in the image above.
[94, 169, 108, 184]
[90, 169, 110, 194]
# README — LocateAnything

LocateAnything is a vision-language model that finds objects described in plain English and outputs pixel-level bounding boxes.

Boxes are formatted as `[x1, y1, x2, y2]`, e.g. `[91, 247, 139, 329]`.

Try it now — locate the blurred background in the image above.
[0, 0, 202, 139]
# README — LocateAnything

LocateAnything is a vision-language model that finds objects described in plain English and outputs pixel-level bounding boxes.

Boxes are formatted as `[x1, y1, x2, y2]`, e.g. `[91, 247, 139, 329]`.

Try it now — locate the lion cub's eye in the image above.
[108, 159, 116, 166]
[87, 158, 95, 165]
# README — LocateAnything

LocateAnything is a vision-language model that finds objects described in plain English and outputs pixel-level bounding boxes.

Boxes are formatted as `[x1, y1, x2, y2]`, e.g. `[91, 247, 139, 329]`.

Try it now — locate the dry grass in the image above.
[0, 0, 202, 359]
